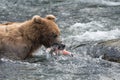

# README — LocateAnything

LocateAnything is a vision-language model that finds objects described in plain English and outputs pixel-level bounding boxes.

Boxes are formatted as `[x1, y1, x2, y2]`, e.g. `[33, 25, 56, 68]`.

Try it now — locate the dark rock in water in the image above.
[73, 39, 120, 63]
[98, 39, 120, 63]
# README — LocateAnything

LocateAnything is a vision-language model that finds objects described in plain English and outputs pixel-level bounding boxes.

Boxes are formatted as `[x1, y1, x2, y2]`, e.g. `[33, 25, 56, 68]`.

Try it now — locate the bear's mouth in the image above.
[51, 43, 65, 50]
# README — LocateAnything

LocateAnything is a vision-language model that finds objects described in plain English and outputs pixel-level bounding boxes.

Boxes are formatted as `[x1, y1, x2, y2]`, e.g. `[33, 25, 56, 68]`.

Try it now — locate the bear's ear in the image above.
[32, 15, 43, 24]
[45, 15, 56, 21]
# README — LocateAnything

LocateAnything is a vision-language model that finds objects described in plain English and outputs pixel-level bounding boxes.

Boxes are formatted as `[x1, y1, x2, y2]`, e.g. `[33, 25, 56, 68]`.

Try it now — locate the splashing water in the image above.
[0, 0, 120, 80]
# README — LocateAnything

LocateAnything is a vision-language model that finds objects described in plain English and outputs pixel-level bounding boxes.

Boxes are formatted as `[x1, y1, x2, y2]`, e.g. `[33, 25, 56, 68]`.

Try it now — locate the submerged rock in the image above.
[98, 39, 120, 63]
[73, 39, 120, 63]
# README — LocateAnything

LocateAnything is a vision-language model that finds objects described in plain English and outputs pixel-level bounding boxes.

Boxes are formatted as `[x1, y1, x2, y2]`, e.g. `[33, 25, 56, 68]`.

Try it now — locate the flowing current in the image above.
[0, 0, 120, 80]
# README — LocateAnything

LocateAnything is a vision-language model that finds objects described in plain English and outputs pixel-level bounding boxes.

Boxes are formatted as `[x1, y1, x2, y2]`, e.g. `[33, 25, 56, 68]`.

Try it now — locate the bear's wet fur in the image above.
[0, 15, 60, 60]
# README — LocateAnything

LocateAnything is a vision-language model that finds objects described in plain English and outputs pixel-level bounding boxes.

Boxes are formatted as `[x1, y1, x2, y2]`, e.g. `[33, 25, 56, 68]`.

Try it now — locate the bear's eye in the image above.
[52, 32, 58, 38]
[53, 34, 57, 38]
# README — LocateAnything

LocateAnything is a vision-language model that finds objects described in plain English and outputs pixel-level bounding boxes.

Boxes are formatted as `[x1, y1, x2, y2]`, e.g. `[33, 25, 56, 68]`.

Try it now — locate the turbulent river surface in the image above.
[0, 0, 120, 80]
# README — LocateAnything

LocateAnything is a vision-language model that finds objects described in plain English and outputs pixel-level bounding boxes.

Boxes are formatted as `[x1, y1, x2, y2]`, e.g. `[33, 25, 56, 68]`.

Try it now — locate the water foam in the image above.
[68, 29, 120, 42]
[1, 58, 40, 67]
[79, 29, 120, 41]
[69, 21, 104, 35]
[65, 21, 120, 42]
[78, 0, 120, 6]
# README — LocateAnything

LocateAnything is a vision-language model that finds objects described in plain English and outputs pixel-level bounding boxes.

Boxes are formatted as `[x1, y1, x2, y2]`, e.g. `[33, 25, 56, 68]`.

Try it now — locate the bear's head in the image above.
[31, 15, 61, 48]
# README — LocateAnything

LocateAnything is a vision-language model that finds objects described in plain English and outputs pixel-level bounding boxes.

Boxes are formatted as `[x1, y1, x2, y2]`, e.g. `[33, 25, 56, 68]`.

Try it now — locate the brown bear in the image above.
[0, 15, 61, 60]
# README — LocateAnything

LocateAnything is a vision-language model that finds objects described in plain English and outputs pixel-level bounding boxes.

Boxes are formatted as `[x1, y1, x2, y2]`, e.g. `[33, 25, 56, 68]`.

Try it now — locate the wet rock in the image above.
[73, 39, 120, 63]
[98, 39, 120, 63]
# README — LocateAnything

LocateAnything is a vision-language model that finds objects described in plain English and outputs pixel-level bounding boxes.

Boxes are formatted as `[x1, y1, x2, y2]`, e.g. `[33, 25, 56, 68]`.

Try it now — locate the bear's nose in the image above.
[58, 44, 65, 50]
[59, 41, 62, 43]
[51, 42, 66, 50]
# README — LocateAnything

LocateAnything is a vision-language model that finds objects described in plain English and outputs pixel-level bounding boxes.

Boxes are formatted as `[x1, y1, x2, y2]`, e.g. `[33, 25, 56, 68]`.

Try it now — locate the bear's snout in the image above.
[52, 42, 66, 50]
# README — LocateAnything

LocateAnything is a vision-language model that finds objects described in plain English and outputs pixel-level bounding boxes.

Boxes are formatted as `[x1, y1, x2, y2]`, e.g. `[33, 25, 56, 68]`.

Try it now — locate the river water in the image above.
[0, 0, 120, 80]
